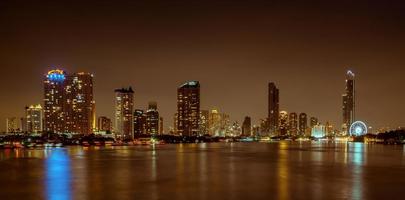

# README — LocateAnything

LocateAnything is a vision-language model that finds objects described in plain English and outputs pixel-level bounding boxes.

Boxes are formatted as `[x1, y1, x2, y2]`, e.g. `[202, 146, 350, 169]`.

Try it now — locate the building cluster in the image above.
[4, 69, 360, 139]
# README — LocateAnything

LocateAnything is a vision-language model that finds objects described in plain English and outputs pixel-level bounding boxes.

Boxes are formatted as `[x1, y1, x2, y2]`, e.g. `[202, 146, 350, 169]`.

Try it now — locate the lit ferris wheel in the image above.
[349, 121, 367, 136]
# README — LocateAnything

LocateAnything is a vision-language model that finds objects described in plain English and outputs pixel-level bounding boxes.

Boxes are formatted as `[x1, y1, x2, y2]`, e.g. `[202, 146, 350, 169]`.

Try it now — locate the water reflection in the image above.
[277, 142, 288, 200]
[349, 142, 364, 200]
[45, 149, 71, 200]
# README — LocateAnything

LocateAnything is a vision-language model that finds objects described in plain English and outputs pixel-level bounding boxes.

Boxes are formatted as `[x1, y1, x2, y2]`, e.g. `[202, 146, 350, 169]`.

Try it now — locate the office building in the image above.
[299, 113, 307, 136]
[176, 81, 200, 136]
[342, 70, 355, 132]
[242, 116, 252, 137]
[98, 116, 112, 132]
[146, 101, 159, 135]
[114, 87, 134, 139]
[268, 82, 279, 134]
[25, 104, 43, 133]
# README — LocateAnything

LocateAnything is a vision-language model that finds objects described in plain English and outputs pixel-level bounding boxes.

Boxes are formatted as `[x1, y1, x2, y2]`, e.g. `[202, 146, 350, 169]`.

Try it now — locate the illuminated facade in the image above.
[279, 111, 288, 136]
[97, 116, 112, 132]
[199, 110, 209, 135]
[44, 69, 66, 133]
[342, 70, 355, 133]
[208, 109, 230, 137]
[6, 117, 18, 133]
[25, 104, 43, 133]
[64, 72, 95, 134]
[242, 116, 252, 137]
[311, 124, 326, 138]
[298, 113, 307, 136]
[268, 82, 279, 134]
[114, 87, 134, 139]
[177, 81, 200, 136]
[310, 117, 318, 128]
[146, 101, 159, 135]
[159, 117, 164, 134]
[288, 112, 298, 136]
[134, 109, 146, 135]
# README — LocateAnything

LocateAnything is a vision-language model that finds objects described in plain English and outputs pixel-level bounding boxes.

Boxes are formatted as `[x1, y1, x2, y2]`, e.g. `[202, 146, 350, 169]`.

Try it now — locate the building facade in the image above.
[133, 109, 146, 135]
[43, 69, 66, 133]
[242, 116, 252, 137]
[268, 82, 279, 135]
[177, 81, 200, 136]
[97, 116, 112, 132]
[146, 101, 159, 135]
[26, 104, 43, 133]
[114, 87, 134, 139]
[342, 70, 355, 133]
[298, 113, 307, 136]
[288, 112, 298, 136]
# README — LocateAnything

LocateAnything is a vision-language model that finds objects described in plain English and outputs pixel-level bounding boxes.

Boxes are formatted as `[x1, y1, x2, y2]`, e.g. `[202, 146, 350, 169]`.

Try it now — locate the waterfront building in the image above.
[268, 82, 279, 134]
[199, 110, 209, 135]
[342, 70, 355, 133]
[6, 117, 18, 133]
[279, 111, 288, 136]
[146, 101, 159, 135]
[298, 113, 307, 136]
[159, 117, 164, 134]
[25, 104, 43, 133]
[133, 109, 146, 135]
[288, 112, 298, 136]
[176, 81, 200, 136]
[208, 109, 230, 137]
[114, 87, 134, 139]
[311, 124, 326, 138]
[97, 116, 112, 133]
[43, 69, 66, 133]
[242, 116, 252, 137]
[310, 117, 318, 128]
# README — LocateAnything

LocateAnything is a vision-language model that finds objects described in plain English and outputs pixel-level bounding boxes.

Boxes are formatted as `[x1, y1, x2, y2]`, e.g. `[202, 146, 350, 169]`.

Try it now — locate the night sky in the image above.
[1, 0, 404, 132]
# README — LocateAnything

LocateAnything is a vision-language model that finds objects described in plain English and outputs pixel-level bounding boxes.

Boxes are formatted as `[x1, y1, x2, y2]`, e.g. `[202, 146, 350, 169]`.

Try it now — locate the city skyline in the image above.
[1, 1, 405, 131]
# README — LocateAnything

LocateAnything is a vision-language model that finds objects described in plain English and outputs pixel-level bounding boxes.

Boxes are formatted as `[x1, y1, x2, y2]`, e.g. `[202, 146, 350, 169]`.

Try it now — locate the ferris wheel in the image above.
[349, 121, 367, 136]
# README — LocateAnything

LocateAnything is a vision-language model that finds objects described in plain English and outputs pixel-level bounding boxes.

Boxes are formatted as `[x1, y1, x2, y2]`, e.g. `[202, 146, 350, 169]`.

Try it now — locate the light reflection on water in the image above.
[45, 149, 71, 200]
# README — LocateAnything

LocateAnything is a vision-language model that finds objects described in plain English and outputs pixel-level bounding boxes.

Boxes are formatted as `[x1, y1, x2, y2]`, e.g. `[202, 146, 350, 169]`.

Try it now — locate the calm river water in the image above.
[1, 142, 405, 200]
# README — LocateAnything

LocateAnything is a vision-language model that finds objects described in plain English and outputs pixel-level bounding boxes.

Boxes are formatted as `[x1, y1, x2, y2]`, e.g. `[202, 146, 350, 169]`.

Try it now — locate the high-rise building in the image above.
[311, 124, 326, 138]
[44, 69, 66, 133]
[279, 111, 288, 136]
[146, 101, 159, 135]
[242, 116, 252, 137]
[199, 110, 209, 135]
[288, 112, 298, 136]
[97, 116, 112, 132]
[177, 81, 200, 136]
[64, 72, 95, 134]
[310, 117, 318, 128]
[134, 109, 146, 135]
[6, 117, 18, 133]
[114, 87, 134, 139]
[298, 113, 307, 136]
[208, 109, 230, 137]
[268, 82, 279, 135]
[26, 104, 43, 133]
[159, 117, 164, 135]
[342, 70, 355, 133]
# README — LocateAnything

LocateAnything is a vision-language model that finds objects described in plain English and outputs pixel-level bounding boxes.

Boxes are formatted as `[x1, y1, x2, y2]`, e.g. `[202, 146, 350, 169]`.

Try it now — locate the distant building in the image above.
[114, 87, 134, 139]
[311, 124, 326, 138]
[242, 116, 252, 137]
[279, 111, 288, 136]
[26, 104, 43, 133]
[199, 110, 209, 135]
[268, 82, 279, 134]
[177, 81, 200, 136]
[298, 113, 307, 136]
[134, 109, 146, 135]
[6, 117, 18, 133]
[208, 109, 230, 137]
[230, 121, 241, 137]
[310, 117, 318, 128]
[342, 70, 355, 133]
[288, 112, 298, 136]
[159, 117, 164, 134]
[98, 116, 112, 132]
[146, 101, 159, 135]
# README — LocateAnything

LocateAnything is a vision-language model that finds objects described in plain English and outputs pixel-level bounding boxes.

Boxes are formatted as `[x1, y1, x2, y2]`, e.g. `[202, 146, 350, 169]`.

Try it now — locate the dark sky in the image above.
[1, 0, 404, 132]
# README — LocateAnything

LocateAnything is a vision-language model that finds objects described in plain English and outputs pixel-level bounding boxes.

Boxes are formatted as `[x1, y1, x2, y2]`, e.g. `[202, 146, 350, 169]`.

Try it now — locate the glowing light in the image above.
[47, 69, 66, 82]
[45, 149, 71, 200]
[349, 121, 367, 136]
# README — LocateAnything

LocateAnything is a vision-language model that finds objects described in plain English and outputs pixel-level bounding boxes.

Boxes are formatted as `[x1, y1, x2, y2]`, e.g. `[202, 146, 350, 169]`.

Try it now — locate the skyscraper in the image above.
[342, 70, 355, 132]
[114, 87, 134, 139]
[298, 113, 307, 136]
[199, 110, 209, 135]
[268, 82, 279, 135]
[146, 101, 159, 135]
[133, 109, 146, 135]
[177, 81, 200, 136]
[279, 111, 288, 136]
[64, 72, 95, 134]
[6, 117, 18, 133]
[159, 117, 164, 135]
[288, 112, 298, 136]
[26, 104, 43, 133]
[310, 117, 318, 128]
[242, 116, 252, 137]
[43, 69, 66, 133]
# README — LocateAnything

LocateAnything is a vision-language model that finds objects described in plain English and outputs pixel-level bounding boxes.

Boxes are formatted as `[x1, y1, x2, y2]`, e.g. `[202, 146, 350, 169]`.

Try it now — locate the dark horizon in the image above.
[1, 0, 405, 132]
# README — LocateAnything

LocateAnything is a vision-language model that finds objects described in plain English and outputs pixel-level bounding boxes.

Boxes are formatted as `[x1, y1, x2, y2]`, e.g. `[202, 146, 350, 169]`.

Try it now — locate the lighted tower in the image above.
[26, 104, 43, 133]
[146, 101, 159, 135]
[43, 69, 66, 133]
[114, 87, 134, 139]
[177, 81, 200, 136]
[268, 82, 279, 135]
[298, 113, 307, 136]
[342, 70, 355, 133]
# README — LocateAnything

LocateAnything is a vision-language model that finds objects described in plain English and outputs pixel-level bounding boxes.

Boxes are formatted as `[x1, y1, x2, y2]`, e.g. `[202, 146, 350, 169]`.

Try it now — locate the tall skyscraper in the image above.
[114, 87, 134, 139]
[177, 81, 200, 136]
[342, 70, 355, 132]
[97, 116, 112, 132]
[199, 110, 209, 135]
[26, 104, 43, 133]
[133, 109, 146, 135]
[288, 112, 298, 136]
[268, 82, 279, 135]
[310, 117, 318, 128]
[64, 72, 95, 134]
[146, 101, 159, 135]
[43, 69, 66, 133]
[298, 113, 307, 136]
[242, 116, 252, 137]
